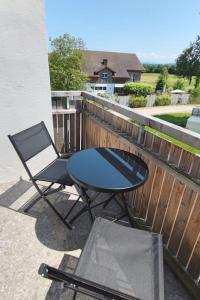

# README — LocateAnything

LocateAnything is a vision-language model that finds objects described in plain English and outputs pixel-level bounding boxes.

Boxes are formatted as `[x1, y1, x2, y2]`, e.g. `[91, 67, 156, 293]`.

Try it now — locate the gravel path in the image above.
[133, 104, 195, 116]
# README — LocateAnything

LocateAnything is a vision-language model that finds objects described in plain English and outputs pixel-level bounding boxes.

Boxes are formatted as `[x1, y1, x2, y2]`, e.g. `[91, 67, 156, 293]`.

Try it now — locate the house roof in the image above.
[81, 50, 144, 78]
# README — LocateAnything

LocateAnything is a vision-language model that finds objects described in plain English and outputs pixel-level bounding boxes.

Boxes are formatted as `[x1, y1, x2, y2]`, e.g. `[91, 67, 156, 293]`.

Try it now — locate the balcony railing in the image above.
[52, 91, 200, 299]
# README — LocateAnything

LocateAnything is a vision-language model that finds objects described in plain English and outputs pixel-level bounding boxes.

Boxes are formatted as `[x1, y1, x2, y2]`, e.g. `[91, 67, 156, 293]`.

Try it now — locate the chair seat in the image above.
[75, 218, 164, 300]
[34, 158, 74, 186]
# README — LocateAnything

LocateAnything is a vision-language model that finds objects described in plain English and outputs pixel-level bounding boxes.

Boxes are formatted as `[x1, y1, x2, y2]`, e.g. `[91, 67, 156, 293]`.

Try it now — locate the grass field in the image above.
[154, 113, 191, 128]
[141, 73, 195, 90]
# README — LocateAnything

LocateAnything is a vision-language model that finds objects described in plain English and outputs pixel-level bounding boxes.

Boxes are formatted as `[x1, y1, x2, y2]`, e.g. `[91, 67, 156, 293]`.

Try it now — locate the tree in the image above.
[155, 66, 169, 93]
[176, 36, 200, 87]
[48, 33, 88, 90]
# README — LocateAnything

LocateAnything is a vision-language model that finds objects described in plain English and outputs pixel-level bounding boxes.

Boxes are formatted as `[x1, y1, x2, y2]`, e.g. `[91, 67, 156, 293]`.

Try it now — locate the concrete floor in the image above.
[0, 180, 194, 300]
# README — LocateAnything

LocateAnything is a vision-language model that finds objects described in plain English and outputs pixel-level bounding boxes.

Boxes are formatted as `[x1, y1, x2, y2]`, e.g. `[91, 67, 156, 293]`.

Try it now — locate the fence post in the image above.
[137, 125, 145, 145]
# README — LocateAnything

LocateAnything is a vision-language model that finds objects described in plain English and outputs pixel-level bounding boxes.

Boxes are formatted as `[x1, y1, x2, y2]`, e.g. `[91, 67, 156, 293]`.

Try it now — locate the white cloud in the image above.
[136, 51, 178, 63]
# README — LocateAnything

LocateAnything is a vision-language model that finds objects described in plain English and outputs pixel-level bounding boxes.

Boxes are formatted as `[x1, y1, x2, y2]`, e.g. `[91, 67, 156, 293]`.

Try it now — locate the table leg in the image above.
[69, 187, 94, 224]
[81, 188, 94, 223]
[121, 193, 136, 227]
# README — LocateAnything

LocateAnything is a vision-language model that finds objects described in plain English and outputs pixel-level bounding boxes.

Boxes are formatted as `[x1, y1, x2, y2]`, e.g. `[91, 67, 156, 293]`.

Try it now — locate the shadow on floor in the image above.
[0, 180, 194, 299]
[0, 179, 32, 207]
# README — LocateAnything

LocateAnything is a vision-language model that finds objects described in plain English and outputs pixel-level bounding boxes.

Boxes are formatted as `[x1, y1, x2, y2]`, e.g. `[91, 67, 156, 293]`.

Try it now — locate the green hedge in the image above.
[129, 96, 147, 108]
[155, 95, 171, 106]
[124, 82, 154, 96]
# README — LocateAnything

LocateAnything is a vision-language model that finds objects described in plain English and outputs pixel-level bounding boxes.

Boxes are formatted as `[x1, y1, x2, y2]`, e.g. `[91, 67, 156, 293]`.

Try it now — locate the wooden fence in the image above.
[52, 91, 82, 153]
[82, 100, 200, 298]
[52, 91, 200, 298]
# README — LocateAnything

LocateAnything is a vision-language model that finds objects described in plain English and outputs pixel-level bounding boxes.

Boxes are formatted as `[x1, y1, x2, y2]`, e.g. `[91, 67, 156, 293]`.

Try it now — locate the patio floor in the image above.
[0, 180, 194, 300]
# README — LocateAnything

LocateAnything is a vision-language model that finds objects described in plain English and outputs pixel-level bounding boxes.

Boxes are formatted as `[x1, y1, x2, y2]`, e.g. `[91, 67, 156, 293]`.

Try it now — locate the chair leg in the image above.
[102, 193, 116, 209]
[42, 195, 72, 230]
[24, 182, 55, 212]
[23, 194, 42, 212]
[64, 195, 81, 220]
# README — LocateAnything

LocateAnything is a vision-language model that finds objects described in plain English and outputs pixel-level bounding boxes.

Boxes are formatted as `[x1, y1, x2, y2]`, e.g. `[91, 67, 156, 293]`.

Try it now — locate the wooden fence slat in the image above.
[161, 179, 185, 244]
[190, 155, 200, 183]
[131, 124, 139, 141]
[153, 173, 175, 233]
[76, 113, 81, 151]
[151, 135, 162, 155]
[64, 114, 69, 152]
[179, 151, 195, 174]
[139, 161, 157, 219]
[57, 114, 64, 152]
[178, 195, 200, 267]
[168, 144, 183, 167]
[134, 157, 150, 214]
[187, 236, 200, 280]
[53, 114, 58, 146]
[168, 188, 197, 256]
[159, 139, 171, 161]
[144, 131, 154, 150]
[70, 114, 75, 152]
[146, 167, 165, 226]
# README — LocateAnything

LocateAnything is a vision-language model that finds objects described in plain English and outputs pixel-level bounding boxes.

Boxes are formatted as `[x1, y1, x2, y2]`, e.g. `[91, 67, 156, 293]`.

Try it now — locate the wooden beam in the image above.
[51, 91, 82, 97]
[52, 109, 77, 115]
[81, 91, 200, 149]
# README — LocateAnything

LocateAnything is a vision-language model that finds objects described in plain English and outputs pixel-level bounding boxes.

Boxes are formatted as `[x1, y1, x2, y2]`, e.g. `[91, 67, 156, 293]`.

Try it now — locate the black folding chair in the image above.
[39, 217, 164, 300]
[8, 121, 81, 230]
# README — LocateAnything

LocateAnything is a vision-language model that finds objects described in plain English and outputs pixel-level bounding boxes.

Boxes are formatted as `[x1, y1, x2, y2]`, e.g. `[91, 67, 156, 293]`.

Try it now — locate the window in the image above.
[130, 73, 134, 81]
[94, 86, 106, 91]
[102, 73, 108, 78]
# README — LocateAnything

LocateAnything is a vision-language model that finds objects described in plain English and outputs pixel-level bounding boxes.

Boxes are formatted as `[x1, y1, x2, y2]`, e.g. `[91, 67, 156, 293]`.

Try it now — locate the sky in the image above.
[45, 0, 200, 64]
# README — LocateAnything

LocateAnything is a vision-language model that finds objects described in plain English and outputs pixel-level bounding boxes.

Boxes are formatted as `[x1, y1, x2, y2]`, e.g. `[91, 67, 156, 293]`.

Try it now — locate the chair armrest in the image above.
[38, 263, 140, 300]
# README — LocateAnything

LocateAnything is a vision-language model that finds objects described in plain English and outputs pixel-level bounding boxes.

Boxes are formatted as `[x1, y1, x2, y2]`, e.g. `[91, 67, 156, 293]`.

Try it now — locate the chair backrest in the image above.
[8, 121, 58, 163]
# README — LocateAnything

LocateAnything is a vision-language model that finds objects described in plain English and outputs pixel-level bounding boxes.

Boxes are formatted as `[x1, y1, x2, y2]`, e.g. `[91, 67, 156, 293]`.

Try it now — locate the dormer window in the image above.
[102, 73, 108, 78]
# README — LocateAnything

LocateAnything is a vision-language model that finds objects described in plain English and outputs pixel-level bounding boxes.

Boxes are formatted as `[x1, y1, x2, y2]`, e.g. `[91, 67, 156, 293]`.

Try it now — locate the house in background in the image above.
[82, 50, 144, 94]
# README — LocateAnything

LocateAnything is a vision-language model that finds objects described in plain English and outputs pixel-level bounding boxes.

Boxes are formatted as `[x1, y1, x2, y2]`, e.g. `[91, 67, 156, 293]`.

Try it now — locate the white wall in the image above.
[0, 0, 54, 182]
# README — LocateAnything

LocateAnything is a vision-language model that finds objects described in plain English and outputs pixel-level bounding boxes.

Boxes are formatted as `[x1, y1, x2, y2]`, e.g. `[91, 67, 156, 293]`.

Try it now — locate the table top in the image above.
[67, 148, 149, 193]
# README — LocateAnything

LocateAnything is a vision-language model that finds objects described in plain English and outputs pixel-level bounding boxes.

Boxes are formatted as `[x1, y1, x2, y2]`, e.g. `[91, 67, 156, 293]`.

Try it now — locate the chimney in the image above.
[102, 58, 108, 66]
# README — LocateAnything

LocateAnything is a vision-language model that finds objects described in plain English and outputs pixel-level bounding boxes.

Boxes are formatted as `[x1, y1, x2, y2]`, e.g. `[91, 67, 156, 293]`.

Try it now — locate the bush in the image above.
[124, 82, 154, 96]
[173, 79, 185, 90]
[155, 95, 171, 106]
[129, 96, 147, 108]
[97, 93, 110, 99]
[189, 86, 200, 104]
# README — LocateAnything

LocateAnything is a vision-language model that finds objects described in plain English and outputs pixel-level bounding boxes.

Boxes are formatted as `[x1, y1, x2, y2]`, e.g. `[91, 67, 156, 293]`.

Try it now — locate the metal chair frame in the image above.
[8, 121, 81, 230]
[38, 263, 140, 300]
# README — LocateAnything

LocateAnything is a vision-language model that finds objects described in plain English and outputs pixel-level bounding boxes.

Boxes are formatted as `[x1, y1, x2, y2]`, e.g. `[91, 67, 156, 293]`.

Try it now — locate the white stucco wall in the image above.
[0, 0, 54, 182]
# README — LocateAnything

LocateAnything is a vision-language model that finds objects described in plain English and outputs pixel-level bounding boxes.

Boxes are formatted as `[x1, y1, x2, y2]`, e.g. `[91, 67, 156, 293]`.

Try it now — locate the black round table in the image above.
[67, 147, 149, 226]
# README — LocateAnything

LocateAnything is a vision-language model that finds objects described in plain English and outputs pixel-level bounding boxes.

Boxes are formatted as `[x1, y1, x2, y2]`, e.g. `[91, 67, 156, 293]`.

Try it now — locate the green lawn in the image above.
[154, 113, 191, 128]
[141, 73, 195, 90]
[146, 113, 200, 155]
